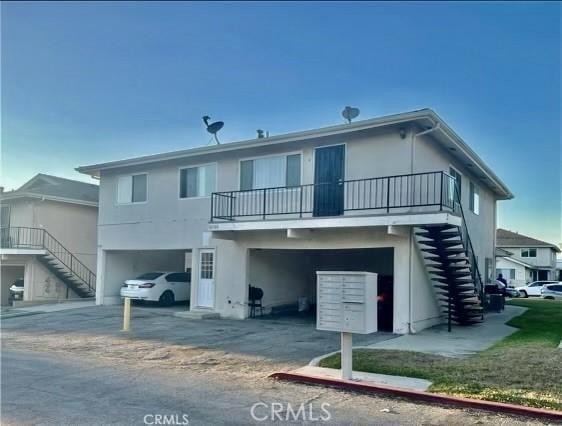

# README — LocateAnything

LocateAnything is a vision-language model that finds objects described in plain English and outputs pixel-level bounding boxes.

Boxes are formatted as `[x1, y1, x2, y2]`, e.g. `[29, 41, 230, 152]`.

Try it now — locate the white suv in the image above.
[517, 280, 558, 298]
[120, 272, 190, 306]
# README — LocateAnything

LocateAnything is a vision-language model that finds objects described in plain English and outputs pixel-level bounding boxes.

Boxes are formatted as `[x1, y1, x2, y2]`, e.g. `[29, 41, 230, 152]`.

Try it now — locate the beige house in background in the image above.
[495, 228, 560, 286]
[78, 109, 513, 334]
[0, 174, 98, 305]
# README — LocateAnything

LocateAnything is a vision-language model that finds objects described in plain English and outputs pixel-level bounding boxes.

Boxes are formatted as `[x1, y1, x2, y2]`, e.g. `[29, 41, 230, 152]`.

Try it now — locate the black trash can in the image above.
[488, 294, 504, 312]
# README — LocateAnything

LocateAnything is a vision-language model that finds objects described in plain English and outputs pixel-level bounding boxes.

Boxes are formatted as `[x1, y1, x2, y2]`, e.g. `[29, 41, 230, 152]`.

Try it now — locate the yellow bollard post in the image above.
[122, 297, 131, 331]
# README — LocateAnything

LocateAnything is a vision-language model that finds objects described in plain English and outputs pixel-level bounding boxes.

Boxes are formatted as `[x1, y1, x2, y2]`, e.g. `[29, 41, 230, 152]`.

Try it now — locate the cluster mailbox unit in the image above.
[316, 271, 378, 379]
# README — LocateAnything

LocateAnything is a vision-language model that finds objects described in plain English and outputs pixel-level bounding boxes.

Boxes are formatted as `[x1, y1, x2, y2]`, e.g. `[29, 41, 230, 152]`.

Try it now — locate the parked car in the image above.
[120, 272, 190, 306]
[9, 278, 24, 303]
[517, 281, 558, 298]
[541, 283, 562, 300]
[505, 285, 520, 298]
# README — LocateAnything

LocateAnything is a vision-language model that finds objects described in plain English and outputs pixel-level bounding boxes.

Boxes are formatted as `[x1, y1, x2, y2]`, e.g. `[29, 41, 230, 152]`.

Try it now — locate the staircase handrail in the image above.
[0, 226, 96, 294]
[452, 188, 485, 302]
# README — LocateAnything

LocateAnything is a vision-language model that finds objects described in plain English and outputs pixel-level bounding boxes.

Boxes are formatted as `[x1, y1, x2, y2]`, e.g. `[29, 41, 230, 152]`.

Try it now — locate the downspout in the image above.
[408, 120, 441, 334]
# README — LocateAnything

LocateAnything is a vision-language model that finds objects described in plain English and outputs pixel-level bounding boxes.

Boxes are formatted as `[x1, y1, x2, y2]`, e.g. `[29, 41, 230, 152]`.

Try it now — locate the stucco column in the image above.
[95, 247, 106, 305]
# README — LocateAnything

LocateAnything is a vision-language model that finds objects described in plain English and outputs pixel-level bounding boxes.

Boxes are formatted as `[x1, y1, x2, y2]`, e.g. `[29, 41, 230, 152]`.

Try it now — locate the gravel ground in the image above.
[1, 305, 552, 425]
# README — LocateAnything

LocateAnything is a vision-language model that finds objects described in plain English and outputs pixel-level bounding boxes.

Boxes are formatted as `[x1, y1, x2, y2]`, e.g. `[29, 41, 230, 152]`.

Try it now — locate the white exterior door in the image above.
[197, 249, 215, 308]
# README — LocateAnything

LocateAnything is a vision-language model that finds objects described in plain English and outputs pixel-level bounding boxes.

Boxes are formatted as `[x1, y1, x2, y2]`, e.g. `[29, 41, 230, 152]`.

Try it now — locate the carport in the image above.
[1, 265, 25, 306]
[99, 249, 192, 306]
[248, 248, 394, 331]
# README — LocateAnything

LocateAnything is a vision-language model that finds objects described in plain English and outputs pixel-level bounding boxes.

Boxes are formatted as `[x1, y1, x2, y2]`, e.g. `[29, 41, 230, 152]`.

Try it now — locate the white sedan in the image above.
[120, 272, 190, 306]
[516, 280, 558, 298]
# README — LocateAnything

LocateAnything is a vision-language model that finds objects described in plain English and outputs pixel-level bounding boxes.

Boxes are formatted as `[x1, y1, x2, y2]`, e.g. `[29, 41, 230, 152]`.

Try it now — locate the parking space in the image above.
[1, 265, 25, 306]
[248, 248, 394, 331]
[1, 305, 395, 366]
[101, 249, 192, 306]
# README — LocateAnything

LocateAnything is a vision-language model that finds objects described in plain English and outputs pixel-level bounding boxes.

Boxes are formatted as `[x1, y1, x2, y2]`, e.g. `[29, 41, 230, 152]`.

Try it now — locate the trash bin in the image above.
[488, 294, 504, 312]
[298, 297, 309, 312]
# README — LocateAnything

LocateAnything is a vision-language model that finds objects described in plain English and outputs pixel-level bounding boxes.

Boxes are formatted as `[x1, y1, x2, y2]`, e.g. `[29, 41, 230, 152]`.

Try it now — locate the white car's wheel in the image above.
[519, 290, 528, 298]
[159, 291, 175, 306]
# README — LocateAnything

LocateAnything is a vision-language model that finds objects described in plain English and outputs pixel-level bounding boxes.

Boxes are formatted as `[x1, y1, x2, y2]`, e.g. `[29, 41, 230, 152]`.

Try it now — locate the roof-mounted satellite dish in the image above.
[202, 115, 224, 144]
[342, 106, 360, 123]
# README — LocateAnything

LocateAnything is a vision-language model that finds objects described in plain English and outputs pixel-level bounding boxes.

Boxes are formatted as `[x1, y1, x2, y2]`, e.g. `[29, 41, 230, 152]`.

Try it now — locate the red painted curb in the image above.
[270, 372, 562, 422]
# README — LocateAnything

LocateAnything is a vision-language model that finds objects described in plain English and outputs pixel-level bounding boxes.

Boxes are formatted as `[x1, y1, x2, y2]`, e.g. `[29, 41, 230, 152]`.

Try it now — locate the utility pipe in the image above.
[408, 120, 441, 334]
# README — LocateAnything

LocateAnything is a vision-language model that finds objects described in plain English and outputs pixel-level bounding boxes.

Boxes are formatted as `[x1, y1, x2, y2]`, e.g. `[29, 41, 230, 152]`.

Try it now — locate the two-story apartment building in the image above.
[496, 228, 560, 286]
[77, 109, 513, 334]
[0, 174, 98, 305]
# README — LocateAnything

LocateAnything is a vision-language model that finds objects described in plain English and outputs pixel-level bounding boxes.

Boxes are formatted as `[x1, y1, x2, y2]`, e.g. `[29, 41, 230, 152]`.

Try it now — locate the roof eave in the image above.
[424, 110, 513, 200]
[497, 243, 561, 253]
[76, 109, 433, 176]
[76, 108, 513, 199]
[0, 192, 98, 207]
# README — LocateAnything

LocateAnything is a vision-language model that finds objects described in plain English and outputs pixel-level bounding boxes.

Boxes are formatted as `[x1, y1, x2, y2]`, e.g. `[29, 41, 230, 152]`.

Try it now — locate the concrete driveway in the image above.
[1, 305, 394, 367]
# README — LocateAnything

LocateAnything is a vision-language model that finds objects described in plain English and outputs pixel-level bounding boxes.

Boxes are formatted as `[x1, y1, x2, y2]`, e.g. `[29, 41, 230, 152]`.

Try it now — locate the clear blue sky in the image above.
[1, 2, 560, 246]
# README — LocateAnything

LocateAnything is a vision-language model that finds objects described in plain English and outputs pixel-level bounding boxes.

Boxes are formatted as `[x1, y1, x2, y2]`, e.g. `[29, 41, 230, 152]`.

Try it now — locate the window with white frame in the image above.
[521, 248, 537, 258]
[179, 164, 217, 198]
[469, 181, 479, 214]
[117, 174, 147, 204]
[240, 154, 301, 190]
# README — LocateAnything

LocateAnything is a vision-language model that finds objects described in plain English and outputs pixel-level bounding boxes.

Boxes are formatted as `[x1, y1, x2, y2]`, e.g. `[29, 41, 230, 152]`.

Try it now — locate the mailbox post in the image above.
[316, 271, 378, 380]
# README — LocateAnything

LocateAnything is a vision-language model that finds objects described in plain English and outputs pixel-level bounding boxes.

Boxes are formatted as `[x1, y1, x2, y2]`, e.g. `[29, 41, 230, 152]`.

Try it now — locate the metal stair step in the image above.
[433, 277, 475, 284]
[429, 271, 472, 279]
[428, 266, 472, 273]
[418, 242, 465, 250]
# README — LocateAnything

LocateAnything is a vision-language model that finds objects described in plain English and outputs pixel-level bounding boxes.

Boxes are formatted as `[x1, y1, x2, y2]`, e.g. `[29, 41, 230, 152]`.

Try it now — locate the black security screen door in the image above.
[313, 144, 345, 216]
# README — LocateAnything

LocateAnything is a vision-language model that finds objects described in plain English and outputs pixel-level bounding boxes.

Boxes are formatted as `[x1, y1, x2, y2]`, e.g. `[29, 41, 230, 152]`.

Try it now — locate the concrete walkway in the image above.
[293, 365, 432, 391]
[366, 305, 527, 357]
[7, 300, 96, 314]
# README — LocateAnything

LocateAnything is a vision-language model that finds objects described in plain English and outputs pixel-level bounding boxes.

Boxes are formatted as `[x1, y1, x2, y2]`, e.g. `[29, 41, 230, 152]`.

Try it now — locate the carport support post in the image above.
[122, 297, 131, 332]
[341, 332, 353, 380]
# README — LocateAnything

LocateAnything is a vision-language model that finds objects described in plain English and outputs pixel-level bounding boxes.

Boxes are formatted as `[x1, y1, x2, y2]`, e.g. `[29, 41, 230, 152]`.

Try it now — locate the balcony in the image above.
[209, 171, 461, 232]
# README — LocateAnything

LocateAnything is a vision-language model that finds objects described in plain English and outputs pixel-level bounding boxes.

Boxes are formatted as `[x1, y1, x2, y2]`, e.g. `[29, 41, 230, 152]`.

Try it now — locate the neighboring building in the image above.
[496, 228, 561, 286]
[0, 174, 98, 305]
[77, 108, 513, 333]
[556, 259, 562, 281]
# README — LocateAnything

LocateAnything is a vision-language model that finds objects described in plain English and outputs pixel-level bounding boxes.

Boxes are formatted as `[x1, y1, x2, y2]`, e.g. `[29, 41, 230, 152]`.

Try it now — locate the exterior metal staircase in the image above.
[414, 190, 485, 330]
[0, 227, 96, 298]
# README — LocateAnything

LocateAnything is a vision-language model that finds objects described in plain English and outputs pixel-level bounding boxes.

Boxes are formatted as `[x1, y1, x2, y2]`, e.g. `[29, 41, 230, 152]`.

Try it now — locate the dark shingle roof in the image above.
[496, 228, 560, 253]
[1, 174, 98, 204]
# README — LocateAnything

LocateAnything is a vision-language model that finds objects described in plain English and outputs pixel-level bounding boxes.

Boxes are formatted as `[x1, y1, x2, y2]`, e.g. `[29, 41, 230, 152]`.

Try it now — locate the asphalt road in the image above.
[1, 348, 545, 425]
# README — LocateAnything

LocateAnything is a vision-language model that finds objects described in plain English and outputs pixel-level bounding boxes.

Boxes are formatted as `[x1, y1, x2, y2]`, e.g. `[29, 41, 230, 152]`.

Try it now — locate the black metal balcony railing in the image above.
[0, 226, 96, 294]
[211, 171, 457, 221]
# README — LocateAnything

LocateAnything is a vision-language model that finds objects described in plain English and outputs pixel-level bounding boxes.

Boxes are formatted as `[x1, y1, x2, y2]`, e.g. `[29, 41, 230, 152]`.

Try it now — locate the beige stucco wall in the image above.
[4, 199, 34, 227]
[32, 200, 98, 271]
[98, 127, 496, 254]
[95, 126, 500, 333]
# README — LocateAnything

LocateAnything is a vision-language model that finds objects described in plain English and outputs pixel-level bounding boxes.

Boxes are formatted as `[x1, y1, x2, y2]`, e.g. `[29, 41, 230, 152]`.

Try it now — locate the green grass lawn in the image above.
[320, 299, 562, 410]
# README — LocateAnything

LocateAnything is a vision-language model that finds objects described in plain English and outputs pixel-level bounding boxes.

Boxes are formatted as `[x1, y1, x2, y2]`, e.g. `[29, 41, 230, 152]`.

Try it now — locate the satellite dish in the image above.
[202, 115, 224, 144]
[342, 106, 360, 123]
